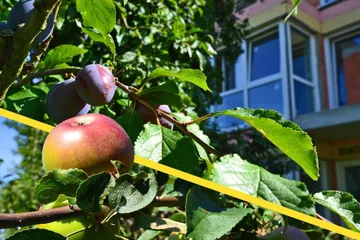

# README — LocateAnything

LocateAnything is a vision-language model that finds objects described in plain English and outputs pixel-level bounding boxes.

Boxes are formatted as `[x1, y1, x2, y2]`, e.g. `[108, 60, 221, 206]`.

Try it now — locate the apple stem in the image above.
[66, 224, 94, 238]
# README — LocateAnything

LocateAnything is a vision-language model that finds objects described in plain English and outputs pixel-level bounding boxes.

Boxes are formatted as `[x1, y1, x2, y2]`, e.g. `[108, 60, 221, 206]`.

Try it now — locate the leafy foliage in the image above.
[1, 0, 357, 240]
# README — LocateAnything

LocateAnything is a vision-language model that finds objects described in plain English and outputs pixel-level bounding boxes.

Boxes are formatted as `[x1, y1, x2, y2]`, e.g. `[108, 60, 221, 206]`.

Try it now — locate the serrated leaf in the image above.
[147, 68, 211, 92]
[5, 229, 65, 240]
[173, 113, 211, 161]
[137, 212, 187, 234]
[213, 108, 319, 180]
[145, 91, 182, 109]
[186, 186, 252, 240]
[208, 154, 316, 215]
[6, 87, 37, 101]
[76, 0, 116, 36]
[76, 172, 112, 213]
[108, 172, 157, 214]
[120, 51, 137, 62]
[137, 230, 160, 240]
[314, 191, 360, 232]
[116, 111, 144, 143]
[34, 169, 88, 204]
[134, 124, 199, 175]
[82, 28, 116, 53]
[140, 81, 179, 95]
[39, 45, 88, 70]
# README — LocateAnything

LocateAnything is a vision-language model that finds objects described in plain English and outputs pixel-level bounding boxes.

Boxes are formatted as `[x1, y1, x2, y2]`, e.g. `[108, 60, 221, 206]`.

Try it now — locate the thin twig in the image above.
[13, 67, 82, 87]
[115, 81, 224, 158]
[316, 213, 330, 222]
[0, 196, 185, 229]
[183, 113, 212, 126]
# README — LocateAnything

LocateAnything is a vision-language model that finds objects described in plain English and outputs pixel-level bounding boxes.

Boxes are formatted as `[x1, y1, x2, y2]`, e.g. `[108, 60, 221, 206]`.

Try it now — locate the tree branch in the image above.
[0, 0, 61, 105]
[116, 80, 224, 158]
[0, 196, 185, 229]
[13, 67, 81, 87]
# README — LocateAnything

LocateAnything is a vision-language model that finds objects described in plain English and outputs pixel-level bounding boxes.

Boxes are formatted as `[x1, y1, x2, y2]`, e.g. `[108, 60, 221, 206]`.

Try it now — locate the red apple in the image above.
[42, 113, 134, 175]
[135, 101, 174, 129]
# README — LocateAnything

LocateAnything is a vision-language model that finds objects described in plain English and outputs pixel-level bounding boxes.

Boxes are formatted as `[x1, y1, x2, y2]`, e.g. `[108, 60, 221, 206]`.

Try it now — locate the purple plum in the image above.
[45, 79, 91, 124]
[75, 64, 116, 106]
[7, 0, 54, 44]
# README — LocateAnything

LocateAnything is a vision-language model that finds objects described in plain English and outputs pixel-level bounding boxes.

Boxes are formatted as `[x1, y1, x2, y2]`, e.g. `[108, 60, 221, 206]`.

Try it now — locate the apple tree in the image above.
[1, 0, 360, 240]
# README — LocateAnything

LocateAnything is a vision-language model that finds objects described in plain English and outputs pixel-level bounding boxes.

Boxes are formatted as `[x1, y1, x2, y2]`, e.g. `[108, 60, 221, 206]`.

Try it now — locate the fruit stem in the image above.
[65, 224, 94, 238]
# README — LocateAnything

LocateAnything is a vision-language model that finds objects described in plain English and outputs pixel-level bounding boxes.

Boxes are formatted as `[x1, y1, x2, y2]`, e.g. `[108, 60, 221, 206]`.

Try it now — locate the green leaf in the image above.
[115, 111, 144, 143]
[108, 172, 157, 214]
[39, 44, 88, 70]
[82, 28, 116, 54]
[120, 51, 137, 62]
[140, 81, 182, 108]
[213, 108, 319, 180]
[137, 212, 187, 234]
[208, 154, 316, 215]
[76, 0, 116, 36]
[34, 169, 88, 204]
[134, 124, 199, 175]
[5, 229, 65, 240]
[173, 113, 211, 161]
[137, 230, 160, 240]
[186, 186, 253, 240]
[76, 172, 112, 213]
[314, 191, 360, 232]
[6, 87, 37, 101]
[285, 0, 303, 22]
[147, 68, 211, 92]
[140, 81, 179, 95]
[145, 91, 182, 109]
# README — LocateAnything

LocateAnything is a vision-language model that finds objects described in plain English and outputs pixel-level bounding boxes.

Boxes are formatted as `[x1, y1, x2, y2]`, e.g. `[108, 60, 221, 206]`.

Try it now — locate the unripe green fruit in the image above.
[37, 200, 120, 240]
[261, 226, 309, 240]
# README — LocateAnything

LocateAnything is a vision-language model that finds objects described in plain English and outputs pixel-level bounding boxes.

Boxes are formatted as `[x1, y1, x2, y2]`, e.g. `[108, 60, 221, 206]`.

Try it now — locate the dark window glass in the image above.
[291, 29, 312, 81]
[248, 80, 283, 114]
[215, 91, 244, 129]
[335, 35, 360, 106]
[250, 32, 280, 81]
[294, 81, 314, 115]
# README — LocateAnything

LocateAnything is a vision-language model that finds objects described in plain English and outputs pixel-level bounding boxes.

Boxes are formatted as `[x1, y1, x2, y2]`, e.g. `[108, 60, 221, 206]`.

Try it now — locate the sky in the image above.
[0, 116, 23, 182]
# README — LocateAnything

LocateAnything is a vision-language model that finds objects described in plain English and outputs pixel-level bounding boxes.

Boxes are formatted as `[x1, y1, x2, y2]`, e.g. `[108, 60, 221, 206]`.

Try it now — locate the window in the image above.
[327, 29, 360, 108]
[215, 22, 319, 131]
[320, 0, 341, 7]
[289, 26, 317, 116]
[335, 34, 360, 106]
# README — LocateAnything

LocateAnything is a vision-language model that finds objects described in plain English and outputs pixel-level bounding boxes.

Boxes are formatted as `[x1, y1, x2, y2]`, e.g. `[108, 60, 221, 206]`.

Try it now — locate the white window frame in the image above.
[219, 22, 290, 120]
[219, 20, 320, 126]
[324, 25, 360, 109]
[286, 22, 321, 119]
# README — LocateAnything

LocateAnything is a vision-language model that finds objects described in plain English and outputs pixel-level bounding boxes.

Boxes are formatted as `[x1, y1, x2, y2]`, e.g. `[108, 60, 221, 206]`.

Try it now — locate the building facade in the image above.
[214, 0, 360, 223]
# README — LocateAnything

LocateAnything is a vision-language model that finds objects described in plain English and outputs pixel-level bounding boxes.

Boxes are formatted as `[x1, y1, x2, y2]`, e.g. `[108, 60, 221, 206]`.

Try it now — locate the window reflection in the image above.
[248, 81, 283, 114]
[294, 82, 313, 115]
[291, 29, 312, 81]
[250, 32, 280, 81]
[335, 35, 360, 106]
[215, 91, 244, 129]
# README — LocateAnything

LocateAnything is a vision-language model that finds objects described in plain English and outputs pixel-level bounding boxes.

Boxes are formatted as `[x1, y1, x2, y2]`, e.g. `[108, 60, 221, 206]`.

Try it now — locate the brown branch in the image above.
[183, 113, 212, 126]
[0, 196, 185, 229]
[0, 205, 85, 229]
[116, 81, 223, 158]
[13, 67, 82, 87]
[0, 0, 61, 106]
